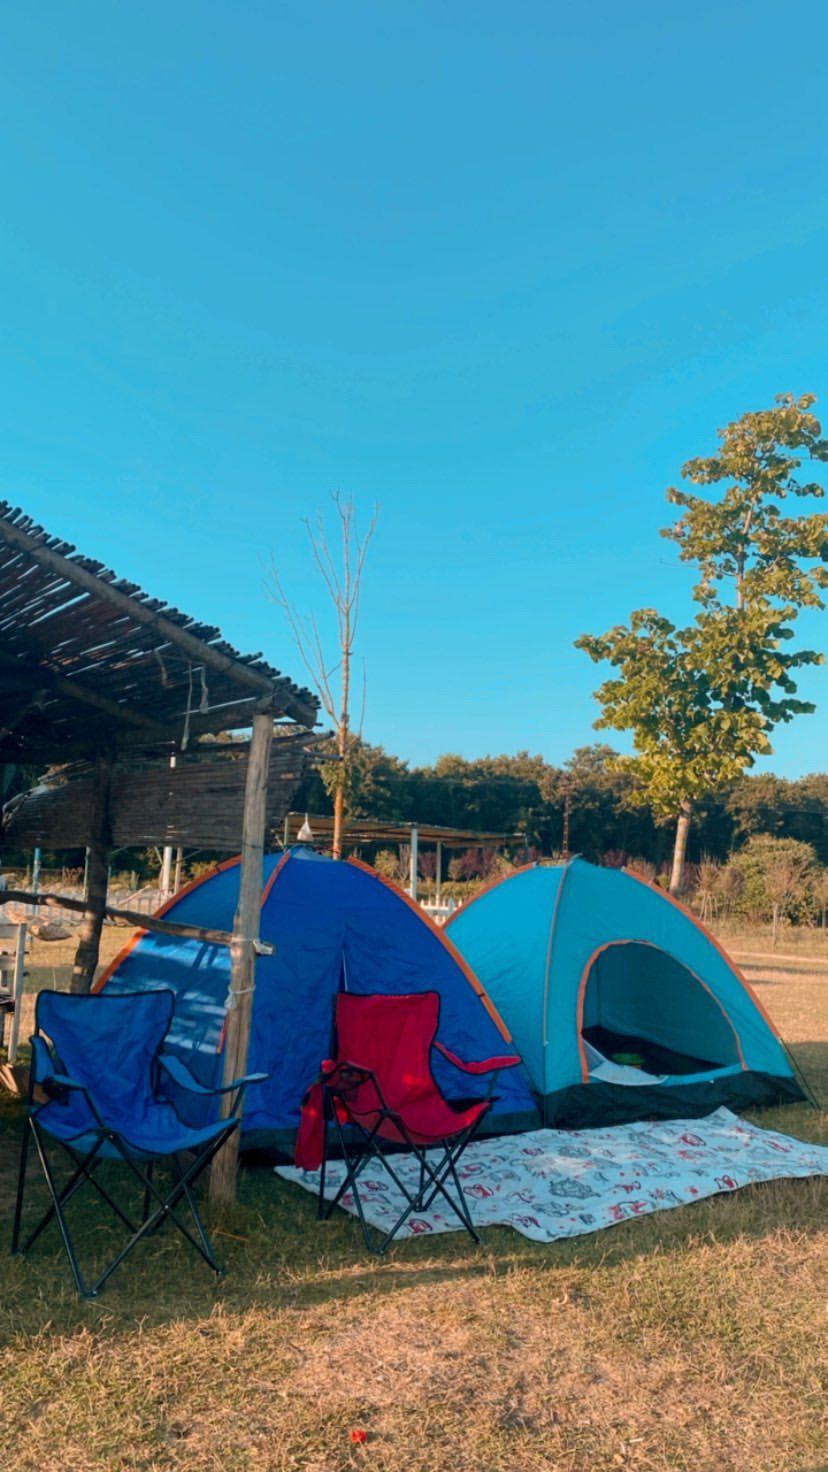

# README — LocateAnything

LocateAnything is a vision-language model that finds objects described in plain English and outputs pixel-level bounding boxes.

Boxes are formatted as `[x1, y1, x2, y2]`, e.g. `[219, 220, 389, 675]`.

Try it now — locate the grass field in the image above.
[0, 928, 825, 1472]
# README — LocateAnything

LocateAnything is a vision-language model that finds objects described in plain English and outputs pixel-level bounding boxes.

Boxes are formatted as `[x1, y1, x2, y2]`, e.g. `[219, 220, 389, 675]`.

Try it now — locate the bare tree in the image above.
[713, 862, 743, 921]
[764, 852, 812, 949]
[694, 857, 720, 924]
[271, 493, 378, 858]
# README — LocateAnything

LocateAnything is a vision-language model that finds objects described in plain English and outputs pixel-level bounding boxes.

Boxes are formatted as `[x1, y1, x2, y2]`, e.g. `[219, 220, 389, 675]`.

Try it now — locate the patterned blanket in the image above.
[276, 1107, 828, 1243]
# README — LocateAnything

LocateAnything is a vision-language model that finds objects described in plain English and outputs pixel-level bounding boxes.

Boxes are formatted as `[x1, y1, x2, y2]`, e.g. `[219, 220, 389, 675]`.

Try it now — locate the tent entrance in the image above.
[580, 941, 742, 1080]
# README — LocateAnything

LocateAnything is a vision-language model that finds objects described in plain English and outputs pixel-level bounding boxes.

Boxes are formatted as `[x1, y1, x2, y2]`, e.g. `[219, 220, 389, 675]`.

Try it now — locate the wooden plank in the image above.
[0, 651, 171, 737]
[209, 710, 273, 1204]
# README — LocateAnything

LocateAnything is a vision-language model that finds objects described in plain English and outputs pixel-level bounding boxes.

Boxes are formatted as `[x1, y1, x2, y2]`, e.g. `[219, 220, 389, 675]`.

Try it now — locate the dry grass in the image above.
[0, 937, 825, 1472]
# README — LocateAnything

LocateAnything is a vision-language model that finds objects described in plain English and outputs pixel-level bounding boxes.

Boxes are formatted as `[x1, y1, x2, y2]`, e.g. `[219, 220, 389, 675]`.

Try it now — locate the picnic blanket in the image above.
[276, 1106, 828, 1243]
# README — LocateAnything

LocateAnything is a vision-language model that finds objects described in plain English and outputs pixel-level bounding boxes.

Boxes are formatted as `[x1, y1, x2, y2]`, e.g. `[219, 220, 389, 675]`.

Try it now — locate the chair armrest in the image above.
[433, 1039, 522, 1075]
[49, 1072, 90, 1092]
[159, 1052, 268, 1096]
[30, 1035, 106, 1122]
[30, 1037, 90, 1094]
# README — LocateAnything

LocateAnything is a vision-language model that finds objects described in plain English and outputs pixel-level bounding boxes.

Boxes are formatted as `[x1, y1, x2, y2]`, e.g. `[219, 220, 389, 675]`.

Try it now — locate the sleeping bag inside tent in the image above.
[98, 846, 537, 1153]
[445, 859, 805, 1127]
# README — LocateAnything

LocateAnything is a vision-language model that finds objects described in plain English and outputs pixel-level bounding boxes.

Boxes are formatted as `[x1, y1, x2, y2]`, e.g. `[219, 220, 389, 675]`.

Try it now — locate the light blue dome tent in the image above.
[445, 859, 806, 1126]
[99, 847, 536, 1153]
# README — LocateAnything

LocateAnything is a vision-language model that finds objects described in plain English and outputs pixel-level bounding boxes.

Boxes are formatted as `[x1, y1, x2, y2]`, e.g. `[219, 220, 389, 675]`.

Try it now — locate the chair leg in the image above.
[416, 1128, 482, 1243]
[27, 1123, 93, 1298]
[142, 1161, 154, 1225]
[16, 1136, 138, 1260]
[91, 1127, 237, 1294]
[10, 1114, 33, 1255]
[323, 1117, 426, 1256]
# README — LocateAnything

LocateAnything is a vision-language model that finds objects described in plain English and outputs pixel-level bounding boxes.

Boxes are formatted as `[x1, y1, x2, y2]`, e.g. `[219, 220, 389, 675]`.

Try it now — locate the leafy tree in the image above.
[577, 394, 828, 893]
[730, 834, 817, 936]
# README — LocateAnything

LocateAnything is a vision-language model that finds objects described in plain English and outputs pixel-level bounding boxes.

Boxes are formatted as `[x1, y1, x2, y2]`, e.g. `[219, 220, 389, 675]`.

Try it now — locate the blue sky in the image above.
[1, 2, 826, 776]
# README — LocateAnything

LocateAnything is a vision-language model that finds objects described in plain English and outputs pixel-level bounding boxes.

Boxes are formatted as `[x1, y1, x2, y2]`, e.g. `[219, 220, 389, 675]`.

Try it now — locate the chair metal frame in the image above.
[318, 1059, 490, 1253]
[314, 992, 521, 1254]
[12, 991, 266, 1299]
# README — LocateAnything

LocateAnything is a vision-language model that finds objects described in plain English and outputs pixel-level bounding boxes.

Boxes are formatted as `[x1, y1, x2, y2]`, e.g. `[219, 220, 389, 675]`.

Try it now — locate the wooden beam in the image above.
[0, 652, 171, 738]
[0, 890, 275, 954]
[209, 710, 273, 1204]
[0, 513, 317, 725]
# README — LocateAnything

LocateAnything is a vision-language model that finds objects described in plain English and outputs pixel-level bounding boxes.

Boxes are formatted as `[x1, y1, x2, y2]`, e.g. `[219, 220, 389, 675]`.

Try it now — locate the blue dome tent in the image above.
[445, 859, 806, 1126]
[99, 847, 536, 1153]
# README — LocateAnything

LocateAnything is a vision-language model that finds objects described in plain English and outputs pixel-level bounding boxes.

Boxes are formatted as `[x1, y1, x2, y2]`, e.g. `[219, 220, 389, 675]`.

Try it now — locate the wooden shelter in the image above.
[281, 812, 524, 903]
[0, 500, 319, 1199]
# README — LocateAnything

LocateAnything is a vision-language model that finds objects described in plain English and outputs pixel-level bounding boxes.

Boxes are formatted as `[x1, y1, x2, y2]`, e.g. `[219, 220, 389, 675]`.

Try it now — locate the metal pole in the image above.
[409, 825, 419, 901]
[435, 840, 442, 909]
[7, 922, 26, 1064]
[160, 754, 176, 898]
[31, 848, 41, 896]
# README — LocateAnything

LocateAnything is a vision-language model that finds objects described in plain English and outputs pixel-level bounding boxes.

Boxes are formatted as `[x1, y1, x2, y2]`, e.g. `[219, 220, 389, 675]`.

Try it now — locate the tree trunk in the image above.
[332, 783, 345, 861]
[71, 755, 113, 992]
[669, 800, 693, 896]
[209, 712, 273, 1205]
[772, 902, 780, 949]
[332, 613, 351, 860]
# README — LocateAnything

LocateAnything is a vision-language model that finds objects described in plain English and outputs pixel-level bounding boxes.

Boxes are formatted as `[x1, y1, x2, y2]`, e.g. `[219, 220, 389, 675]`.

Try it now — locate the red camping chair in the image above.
[295, 991, 521, 1254]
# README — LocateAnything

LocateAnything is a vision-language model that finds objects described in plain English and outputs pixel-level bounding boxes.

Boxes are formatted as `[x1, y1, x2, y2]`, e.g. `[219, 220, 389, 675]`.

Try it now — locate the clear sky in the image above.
[1, 2, 826, 776]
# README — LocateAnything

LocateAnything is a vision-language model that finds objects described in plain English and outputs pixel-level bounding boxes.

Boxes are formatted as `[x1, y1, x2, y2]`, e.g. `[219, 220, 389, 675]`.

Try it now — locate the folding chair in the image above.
[298, 991, 521, 1254]
[11, 989, 266, 1299]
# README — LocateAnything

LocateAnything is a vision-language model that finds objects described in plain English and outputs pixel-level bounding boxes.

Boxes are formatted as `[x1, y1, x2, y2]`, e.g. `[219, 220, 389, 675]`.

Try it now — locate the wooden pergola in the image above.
[282, 812, 524, 903]
[0, 501, 319, 1199]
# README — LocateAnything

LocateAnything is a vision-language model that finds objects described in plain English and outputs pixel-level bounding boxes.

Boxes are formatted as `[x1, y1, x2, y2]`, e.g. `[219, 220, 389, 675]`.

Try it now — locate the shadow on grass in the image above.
[0, 1054, 825, 1349]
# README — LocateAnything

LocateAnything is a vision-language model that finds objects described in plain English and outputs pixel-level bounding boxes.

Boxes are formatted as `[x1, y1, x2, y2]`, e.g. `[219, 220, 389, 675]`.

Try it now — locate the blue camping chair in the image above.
[11, 989, 266, 1299]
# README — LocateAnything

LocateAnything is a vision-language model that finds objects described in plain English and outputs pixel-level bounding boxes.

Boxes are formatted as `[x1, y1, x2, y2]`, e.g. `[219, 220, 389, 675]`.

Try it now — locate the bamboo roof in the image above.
[283, 813, 521, 848]
[0, 501, 318, 763]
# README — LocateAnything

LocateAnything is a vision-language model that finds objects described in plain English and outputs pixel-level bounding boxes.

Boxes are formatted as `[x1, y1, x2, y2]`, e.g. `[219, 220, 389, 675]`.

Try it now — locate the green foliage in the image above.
[729, 835, 818, 925]
[663, 393, 828, 611]
[577, 394, 828, 827]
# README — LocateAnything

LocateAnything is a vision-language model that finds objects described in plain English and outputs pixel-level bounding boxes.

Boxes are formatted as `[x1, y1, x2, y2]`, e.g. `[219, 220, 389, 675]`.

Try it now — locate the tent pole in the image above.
[210, 710, 273, 1205]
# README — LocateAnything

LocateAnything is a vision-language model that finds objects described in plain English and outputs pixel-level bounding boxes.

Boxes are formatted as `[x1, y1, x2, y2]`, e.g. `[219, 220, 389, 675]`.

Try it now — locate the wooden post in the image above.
[71, 755, 113, 993]
[435, 840, 442, 909]
[209, 711, 273, 1205]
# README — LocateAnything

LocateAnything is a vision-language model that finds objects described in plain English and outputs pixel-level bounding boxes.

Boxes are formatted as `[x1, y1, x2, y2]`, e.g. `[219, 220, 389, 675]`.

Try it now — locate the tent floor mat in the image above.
[582, 1025, 731, 1078]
